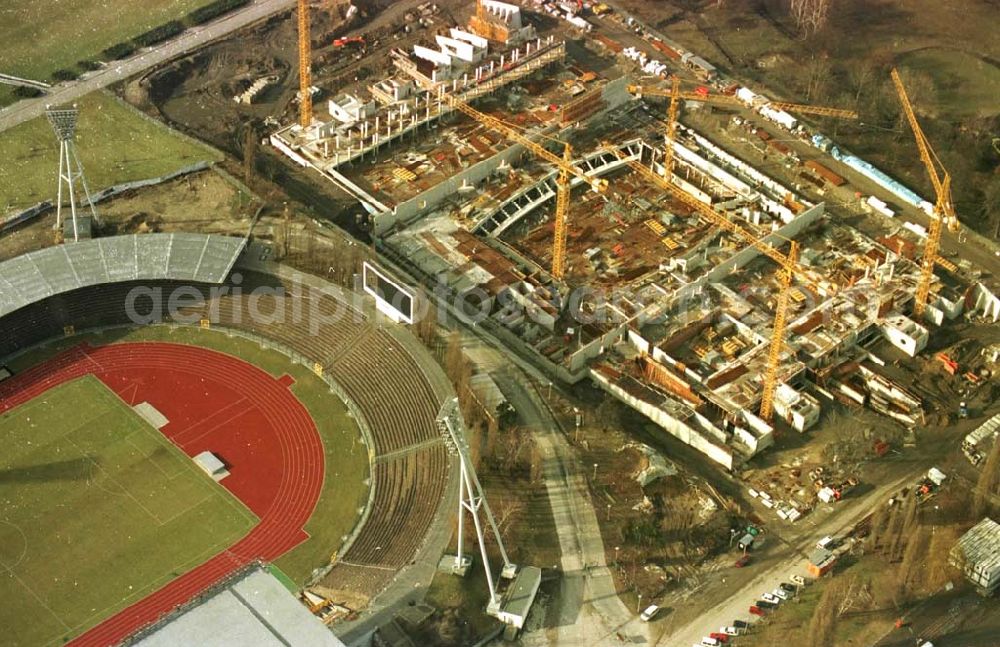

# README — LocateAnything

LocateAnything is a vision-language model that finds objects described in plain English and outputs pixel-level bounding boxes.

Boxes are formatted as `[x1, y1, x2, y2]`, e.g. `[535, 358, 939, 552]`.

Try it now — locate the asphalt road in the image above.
[651, 472, 919, 647]
[0, 0, 296, 133]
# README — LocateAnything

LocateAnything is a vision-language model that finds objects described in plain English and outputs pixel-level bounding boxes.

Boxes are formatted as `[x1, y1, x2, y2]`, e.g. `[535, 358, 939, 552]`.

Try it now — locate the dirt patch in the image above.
[0, 168, 250, 262]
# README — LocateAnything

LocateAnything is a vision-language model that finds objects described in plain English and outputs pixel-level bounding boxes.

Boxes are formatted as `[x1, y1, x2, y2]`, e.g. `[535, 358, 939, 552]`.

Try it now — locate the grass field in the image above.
[0, 375, 257, 647]
[0, 0, 215, 82]
[0, 90, 223, 215]
[8, 325, 372, 585]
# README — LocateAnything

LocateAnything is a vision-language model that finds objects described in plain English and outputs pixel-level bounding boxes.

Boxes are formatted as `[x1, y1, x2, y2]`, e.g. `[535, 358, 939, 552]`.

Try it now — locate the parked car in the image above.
[749, 605, 765, 616]
[708, 631, 729, 642]
[734, 554, 751, 568]
[757, 599, 776, 609]
[761, 592, 780, 604]
[772, 588, 790, 600]
[780, 582, 797, 593]
[791, 574, 806, 586]
[733, 620, 748, 629]
[639, 604, 659, 622]
[817, 535, 835, 549]
[721, 626, 739, 636]
[701, 638, 720, 647]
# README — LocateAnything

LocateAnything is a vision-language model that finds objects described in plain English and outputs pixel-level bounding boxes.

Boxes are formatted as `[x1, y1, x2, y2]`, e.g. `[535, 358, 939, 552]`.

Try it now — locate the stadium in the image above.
[0, 233, 456, 646]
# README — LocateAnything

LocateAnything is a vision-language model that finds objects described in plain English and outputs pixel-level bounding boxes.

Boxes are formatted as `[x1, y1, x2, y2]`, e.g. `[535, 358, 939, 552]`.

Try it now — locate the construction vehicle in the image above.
[890, 68, 961, 317]
[935, 351, 958, 375]
[333, 36, 364, 48]
[602, 143, 823, 422]
[629, 82, 857, 178]
[417, 78, 608, 280]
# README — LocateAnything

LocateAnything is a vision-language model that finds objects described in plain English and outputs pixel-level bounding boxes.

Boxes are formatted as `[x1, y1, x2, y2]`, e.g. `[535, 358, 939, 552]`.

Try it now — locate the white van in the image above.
[639, 604, 659, 622]
[701, 638, 720, 647]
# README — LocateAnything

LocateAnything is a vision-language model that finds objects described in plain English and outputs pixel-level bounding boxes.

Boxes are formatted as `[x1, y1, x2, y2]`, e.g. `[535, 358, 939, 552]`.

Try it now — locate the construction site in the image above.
[2, 0, 999, 644]
[269, 0, 1000, 472]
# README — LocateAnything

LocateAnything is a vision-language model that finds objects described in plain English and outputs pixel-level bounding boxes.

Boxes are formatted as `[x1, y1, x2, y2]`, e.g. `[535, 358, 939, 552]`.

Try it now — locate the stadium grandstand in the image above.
[0, 234, 456, 646]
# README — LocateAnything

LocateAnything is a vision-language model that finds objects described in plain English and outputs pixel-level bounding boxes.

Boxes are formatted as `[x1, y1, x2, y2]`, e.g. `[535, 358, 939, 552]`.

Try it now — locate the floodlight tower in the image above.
[437, 397, 516, 616]
[46, 104, 99, 242]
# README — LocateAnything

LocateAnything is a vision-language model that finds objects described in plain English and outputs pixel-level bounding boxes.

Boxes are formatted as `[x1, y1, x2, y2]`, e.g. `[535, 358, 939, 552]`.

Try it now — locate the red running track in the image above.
[0, 342, 325, 646]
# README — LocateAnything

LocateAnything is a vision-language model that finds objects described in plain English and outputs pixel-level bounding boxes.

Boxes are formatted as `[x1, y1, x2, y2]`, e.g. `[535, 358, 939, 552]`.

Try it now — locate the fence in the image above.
[0, 161, 213, 234]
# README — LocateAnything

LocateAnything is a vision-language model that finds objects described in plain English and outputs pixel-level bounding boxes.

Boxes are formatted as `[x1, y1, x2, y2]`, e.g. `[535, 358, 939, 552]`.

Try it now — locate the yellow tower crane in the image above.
[629, 83, 857, 185]
[297, 0, 312, 129]
[420, 81, 608, 279]
[890, 67, 960, 317]
[628, 84, 860, 120]
[603, 143, 823, 422]
[662, 76, 682, 178]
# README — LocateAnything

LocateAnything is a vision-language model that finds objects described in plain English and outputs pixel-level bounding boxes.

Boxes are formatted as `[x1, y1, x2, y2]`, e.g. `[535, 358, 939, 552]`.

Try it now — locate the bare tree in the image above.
[529, 439, 544, 483]
[808, 579, 839, 647]
[243, 126, 258, 185]
[489, 494, 524, 547]
[803, 56, 833, 102]
[973, 439, 1000, 518]
[788, 0, 831, 37]
[415, 299, 438, 348]
[898, 530, 929, 601]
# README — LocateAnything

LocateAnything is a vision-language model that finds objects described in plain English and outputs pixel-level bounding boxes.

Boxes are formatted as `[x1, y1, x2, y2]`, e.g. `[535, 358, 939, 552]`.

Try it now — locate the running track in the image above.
[0, 342, 325, 646]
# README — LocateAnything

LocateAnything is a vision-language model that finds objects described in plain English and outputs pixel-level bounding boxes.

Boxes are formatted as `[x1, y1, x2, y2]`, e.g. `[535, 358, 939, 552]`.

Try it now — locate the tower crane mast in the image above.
[604, 144, 822, 422]
[420, 80, 608, 280]
[890, 67, 960, 317]
[297, 0, 312, 129]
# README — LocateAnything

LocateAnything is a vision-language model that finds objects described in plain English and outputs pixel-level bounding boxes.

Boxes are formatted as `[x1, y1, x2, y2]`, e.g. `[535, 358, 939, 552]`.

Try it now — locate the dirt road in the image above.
[0, 0, 296, 133]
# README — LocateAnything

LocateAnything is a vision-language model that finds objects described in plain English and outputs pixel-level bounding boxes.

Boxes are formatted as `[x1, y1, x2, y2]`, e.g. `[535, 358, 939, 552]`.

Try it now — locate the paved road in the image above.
[458, 333, 648, 646]
[651, 472, 919, 647]
[0, 0, 296, 132]
[493, 370, 649, 646]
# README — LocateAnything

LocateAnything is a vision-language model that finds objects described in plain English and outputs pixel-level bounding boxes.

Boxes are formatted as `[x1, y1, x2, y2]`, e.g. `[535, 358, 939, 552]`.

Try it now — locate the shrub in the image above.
[185, 0, 250, 26]
[51, 69, 79, 82]
[102, 42, 136, 60]
[77, 60, 102, 72]
[132, 20, 185, 48]
[12, 86, 43, 98]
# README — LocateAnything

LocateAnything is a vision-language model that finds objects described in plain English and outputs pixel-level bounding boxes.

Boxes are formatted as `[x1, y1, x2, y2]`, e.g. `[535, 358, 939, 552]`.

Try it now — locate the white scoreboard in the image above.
[362, 261, 415, 324]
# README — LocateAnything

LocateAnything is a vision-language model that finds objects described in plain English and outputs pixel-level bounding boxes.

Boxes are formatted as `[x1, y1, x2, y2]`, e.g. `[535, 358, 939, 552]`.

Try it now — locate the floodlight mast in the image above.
[437, 397, 515, 612]
[46, 104, 99, 242]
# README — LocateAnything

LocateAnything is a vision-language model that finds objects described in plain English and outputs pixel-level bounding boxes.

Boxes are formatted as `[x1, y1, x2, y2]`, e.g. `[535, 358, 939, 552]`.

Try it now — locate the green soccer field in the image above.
[0, 375, 257, 647]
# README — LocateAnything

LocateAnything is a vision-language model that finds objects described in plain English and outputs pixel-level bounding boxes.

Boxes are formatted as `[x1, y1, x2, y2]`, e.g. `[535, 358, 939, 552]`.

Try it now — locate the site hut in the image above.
[950, 517, 1000, 595]
[806, 547, 837, 578]
[497, 565, 542, 639]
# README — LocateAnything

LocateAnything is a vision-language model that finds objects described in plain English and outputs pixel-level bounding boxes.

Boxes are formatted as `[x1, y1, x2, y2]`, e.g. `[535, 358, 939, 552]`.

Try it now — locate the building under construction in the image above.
[271, 1, 993, 470]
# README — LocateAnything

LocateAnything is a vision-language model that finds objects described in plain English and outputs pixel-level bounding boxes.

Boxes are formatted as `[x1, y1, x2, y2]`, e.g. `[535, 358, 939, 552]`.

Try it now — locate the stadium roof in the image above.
[131, 567, 345, 647]
[0, 234, 245, 318]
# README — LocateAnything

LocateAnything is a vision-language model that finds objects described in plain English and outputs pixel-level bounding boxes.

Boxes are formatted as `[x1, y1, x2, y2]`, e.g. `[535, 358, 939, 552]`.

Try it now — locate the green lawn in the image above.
[0, 0, 215, 82]
[0, 375, 257, 646]
[0, 90, 223, 215]
[897, 48, 1000, 119]
[10, 325, 372, 586]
